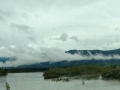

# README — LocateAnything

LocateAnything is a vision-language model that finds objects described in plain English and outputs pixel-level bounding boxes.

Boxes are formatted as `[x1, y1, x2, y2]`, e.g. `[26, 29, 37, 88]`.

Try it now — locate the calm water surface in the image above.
[0, 72, 120, 90]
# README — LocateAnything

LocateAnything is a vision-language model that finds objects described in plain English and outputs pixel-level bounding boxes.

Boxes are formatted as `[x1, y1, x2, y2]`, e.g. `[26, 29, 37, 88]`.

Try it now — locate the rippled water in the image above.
[0, 72, 120, 90]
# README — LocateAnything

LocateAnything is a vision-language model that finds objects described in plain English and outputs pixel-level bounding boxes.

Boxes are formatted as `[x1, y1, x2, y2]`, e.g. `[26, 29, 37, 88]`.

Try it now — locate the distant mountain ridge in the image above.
[17, 48, 120, 68]
[1, 48, 120, 68]
[65, 48, 120, 56]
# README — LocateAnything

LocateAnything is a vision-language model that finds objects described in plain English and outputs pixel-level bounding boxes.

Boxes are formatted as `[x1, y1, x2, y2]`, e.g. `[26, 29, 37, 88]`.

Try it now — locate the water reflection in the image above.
[0, 72, 120, 90]
[0, 76, 7, 90]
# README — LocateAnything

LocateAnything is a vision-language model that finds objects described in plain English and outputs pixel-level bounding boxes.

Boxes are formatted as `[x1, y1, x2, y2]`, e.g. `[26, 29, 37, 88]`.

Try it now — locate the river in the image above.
[0, 72, 120, 90]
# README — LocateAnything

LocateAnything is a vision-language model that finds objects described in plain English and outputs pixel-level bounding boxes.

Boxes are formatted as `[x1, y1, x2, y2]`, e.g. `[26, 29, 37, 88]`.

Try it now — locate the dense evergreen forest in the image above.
[0, 67, 7, 76]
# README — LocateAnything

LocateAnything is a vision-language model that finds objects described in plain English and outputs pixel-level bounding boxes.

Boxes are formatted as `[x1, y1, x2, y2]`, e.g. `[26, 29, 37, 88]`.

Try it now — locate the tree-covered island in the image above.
[43, 65, 120, 79]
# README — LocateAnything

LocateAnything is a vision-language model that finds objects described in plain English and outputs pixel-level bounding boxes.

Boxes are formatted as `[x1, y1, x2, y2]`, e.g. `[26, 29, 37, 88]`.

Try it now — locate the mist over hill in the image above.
[66, 49, 120, 55]
[12, 48, 120, 68]
[1, 48, 120, 68]
[0, 56, 16, 63]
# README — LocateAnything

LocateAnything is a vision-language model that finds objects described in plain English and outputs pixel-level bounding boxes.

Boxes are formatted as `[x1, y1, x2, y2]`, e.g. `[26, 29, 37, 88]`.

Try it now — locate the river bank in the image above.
[1, 72, 120, 90]
[43, 65, 120, 79]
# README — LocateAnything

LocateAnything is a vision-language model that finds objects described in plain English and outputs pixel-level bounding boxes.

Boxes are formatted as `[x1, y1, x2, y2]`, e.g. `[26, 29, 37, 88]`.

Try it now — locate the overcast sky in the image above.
[1, 0, 120, 66]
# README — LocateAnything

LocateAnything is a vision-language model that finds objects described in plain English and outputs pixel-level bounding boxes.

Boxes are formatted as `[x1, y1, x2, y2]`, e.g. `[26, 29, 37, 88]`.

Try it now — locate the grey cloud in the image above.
[1, 0, 120, 67]
[50, 33, 68, 41]
[0, 38, 3, 41]
[0, 8, 13, 17]
[60, 33, 68, 41]
[21, 13, 29, 20]
[0, 15, 6, 23]
[11, 23, 31, 34]
[51, 34, 80, 42]
[70, 36, 80, 42]
[27, 36, 36, 43]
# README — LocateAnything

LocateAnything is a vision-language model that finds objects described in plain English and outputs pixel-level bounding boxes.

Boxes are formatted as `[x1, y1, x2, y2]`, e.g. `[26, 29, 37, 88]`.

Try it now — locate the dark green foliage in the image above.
[43, 65, 120, 79]
[102, 67, 120, 79]
[0, 67, 7, 76]
[6, 68, 48, 73]
[43, 65, 106, 79]
[110, 65, 117, 69]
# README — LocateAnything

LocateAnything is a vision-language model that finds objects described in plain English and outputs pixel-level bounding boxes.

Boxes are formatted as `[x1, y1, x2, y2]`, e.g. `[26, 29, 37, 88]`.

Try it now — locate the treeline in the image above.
[6, 68, 48, 73]
[0, 67, 7, 76]
[43, 65, 118, 79]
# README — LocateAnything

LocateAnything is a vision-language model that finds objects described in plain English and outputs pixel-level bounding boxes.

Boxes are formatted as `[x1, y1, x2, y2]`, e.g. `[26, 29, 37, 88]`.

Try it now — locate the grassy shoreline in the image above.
[43, 65, 120, 79]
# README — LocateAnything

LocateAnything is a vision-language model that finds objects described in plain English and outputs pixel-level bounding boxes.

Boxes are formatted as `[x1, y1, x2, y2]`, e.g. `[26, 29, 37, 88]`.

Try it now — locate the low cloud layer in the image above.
[0, 45, 120, 67]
